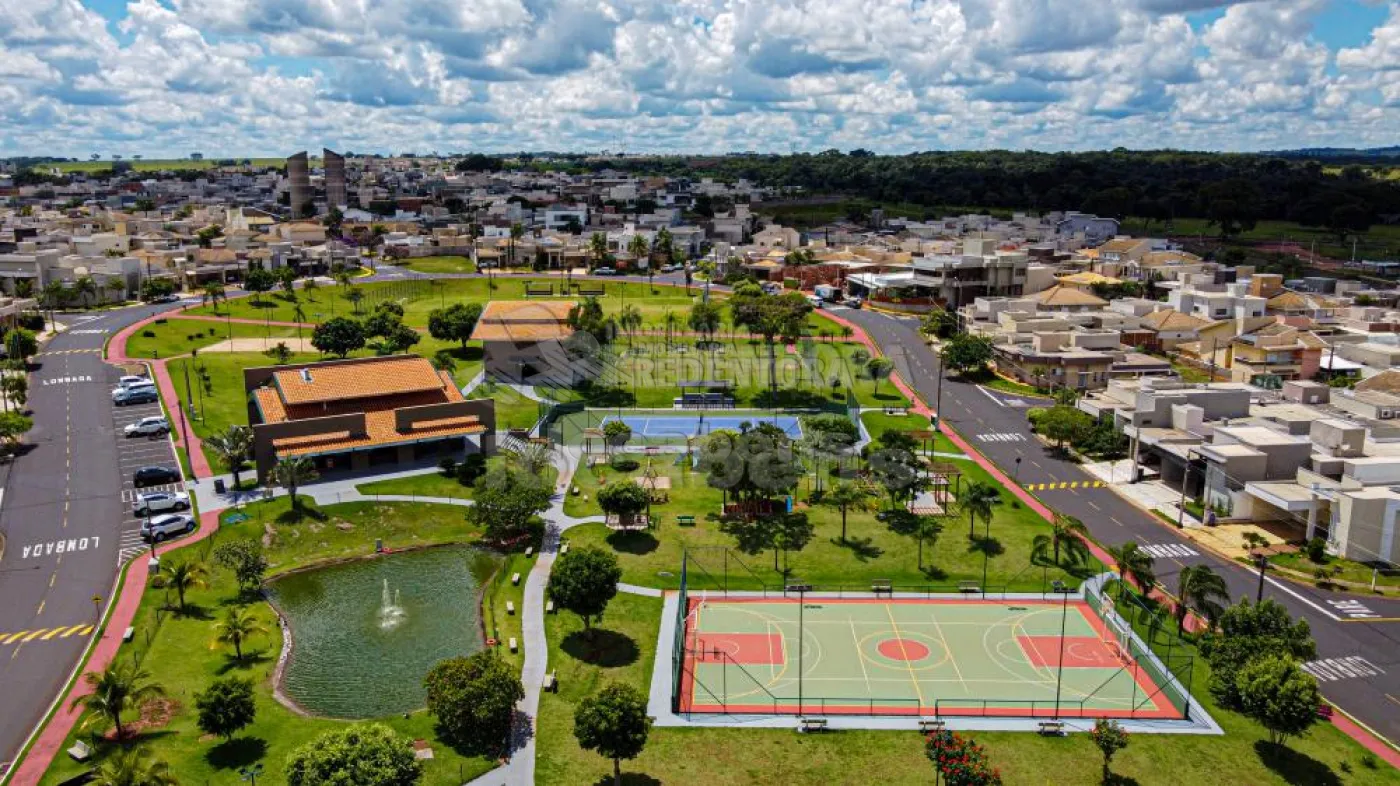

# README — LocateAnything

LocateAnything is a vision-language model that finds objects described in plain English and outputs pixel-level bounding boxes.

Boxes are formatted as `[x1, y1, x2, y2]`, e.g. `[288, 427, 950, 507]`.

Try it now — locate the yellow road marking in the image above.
[1339, 617, 1400, 623]
[40, 627, 64, 641]
[22, 629, 46, 643]
[2, 631, 28, 644]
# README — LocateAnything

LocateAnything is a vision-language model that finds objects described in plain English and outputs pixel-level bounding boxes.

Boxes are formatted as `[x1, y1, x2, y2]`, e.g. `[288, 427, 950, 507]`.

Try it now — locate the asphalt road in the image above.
[839, 306, 1400, 745]
[0, 302, 186, 775]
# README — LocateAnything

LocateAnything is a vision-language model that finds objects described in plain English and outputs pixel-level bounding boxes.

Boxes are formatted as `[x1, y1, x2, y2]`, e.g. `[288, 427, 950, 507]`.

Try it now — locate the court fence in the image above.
[671, 548, 1198, 722]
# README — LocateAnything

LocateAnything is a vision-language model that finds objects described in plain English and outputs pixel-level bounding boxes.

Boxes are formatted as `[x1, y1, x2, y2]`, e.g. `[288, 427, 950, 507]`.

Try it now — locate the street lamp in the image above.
[239, 764, 264, 786]
[1013, 457, 1022, 484]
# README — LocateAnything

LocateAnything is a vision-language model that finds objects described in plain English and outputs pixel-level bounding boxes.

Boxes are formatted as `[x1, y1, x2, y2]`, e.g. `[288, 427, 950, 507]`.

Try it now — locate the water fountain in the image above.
[378, 578, 407, 630]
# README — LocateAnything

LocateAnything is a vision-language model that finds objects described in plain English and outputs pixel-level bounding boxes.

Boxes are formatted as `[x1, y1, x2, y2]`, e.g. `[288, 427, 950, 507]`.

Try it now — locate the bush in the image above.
[17, 313, 44, 331]
[456, 453, 487, 486]
[609, 456, 640, 472]
[439, 457, 458, 477]
[141, 330, 156, 338]
[154, 318, 167, 324]
[1305, 537, 1327, 563]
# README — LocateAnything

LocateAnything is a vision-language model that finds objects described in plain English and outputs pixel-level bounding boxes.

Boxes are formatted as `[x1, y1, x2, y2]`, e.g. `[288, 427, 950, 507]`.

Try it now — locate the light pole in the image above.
[1013, 457, 1022, 485]
[1175, 448, 1198, 529]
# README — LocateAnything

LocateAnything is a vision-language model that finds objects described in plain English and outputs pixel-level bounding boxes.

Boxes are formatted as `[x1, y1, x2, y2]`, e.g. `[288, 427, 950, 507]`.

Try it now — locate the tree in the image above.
[940, 333, 995, 375]
[6, 328, 38, 363]
[155, 559, 207, 611]
[466, 466, 552, 541]
[311, 316, 366, 358]
[688, 301, 722, 343]
[1089, 718, 1129, 784]
[504, 440, 553, 475]
[822, 481, 874, 542]
[195, 676, 256, 741]
[90, 746, 177, 786]
[346, 287, 365, 314]
[574, 683, 652, 786]
[205, 425, 254, 490]
[1176, 564, 1230, 633]
[1036, 406, 1093, 451]
[959, 481, 1002, 539]
[922, 307, 957, 339]
[617, 304, 643, 345]
[426, 302, 483, 349]
[72, 661, 165, 741]
[140, 278, 175, 303]
[912, 513, 945, 570]
[865, 356, 894, 396]
[1236, 655, 1320, 746]
[1199, 599, 1315, 709]
[272, 455, 318, 509]
[287, 723, 422, 786]
[0, 411, 33, 454]
[771, 512, 815, 573]
[547, 546, 622, 634]
[602, 420, 632, 454]
[74, 275, 98, 308]
[1032, 513, 1090, 567]
[243, 266, 276, 305]
[424, 652, 524, 753]
[925, 728, 1003, 786]
[597, 481, 649, 524]
[212, 606, 270, 662]
[1107, 542, 1156, 594]
[588, 232, 610, 268]
[212, 540, 268, 593]
[264, 341, 293, 364]
[1200, 179, 1261, 239]
[201, 282, 226, 312]
[1, 375, 29, 412]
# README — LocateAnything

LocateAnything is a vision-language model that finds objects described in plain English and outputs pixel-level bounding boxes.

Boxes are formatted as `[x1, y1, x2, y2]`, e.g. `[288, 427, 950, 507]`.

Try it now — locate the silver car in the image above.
[140, 513, 195, 542]
[133, 491, 190, 515]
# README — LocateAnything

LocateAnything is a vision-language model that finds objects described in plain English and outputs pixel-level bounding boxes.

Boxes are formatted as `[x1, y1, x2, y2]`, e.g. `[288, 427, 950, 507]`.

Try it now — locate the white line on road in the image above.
[1263, 574, 1341, 621]
[976, 386, 1006, 407]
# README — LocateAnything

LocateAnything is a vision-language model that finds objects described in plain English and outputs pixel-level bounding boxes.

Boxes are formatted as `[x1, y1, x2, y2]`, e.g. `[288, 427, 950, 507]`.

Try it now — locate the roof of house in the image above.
[1099, 238, 1145, 254]
[1356, 369, 1400, 394]
[1141, 308, 1209, 331]
[272, 355, 450, 405]
[470, 300, 576, 342]
[1034, 285, 1108, 308]
[1057, 271, 1121, 286]
[255, 385, 485, 459]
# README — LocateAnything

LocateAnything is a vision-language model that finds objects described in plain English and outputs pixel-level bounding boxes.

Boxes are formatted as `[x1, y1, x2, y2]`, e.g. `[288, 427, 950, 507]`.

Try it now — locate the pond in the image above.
[267, 545, 499, 719]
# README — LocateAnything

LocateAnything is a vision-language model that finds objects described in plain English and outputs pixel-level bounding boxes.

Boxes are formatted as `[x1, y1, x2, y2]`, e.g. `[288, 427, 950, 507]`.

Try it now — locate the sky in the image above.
[2, 0, 1400, 159]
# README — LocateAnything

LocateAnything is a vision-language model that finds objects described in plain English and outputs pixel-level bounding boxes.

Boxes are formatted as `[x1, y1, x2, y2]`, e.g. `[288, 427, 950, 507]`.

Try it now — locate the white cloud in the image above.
[1338, 3, 1400, 71]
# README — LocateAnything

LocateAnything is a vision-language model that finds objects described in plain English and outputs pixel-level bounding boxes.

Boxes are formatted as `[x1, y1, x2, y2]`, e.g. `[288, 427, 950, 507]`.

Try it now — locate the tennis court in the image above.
[676, 596, 1187, 719]
[598, 414, 803, 440]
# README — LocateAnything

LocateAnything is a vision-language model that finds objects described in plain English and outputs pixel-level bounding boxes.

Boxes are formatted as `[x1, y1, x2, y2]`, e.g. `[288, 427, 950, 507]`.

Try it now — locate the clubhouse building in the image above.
[244, 355, 495, 481]
[470, 300, 579, 383]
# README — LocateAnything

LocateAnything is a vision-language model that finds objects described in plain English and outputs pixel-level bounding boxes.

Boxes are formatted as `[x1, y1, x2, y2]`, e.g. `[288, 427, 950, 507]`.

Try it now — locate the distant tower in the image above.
[323, 148, 346, 211]
[287, 151, 311, 217]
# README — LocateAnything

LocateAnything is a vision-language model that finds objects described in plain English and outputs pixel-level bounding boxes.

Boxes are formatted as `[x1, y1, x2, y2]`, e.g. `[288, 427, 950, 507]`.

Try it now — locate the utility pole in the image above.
[1176, 448, 1196, 528]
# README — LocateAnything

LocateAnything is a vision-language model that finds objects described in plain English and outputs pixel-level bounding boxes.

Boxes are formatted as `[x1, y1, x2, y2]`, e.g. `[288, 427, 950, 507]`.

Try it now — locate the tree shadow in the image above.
[1104, 773, 1143, 786]
[832, 536, 883, 562]
[163, 603, 213, 621]
[606, 530, 659, 555]
[276, 505, 327, 525]
[205, 736, 268, 770]
[561, 629, 639, 668]
[591, 774, 662, 786]
[1254, 740, 1343, 786]
[920, 565, 948, 581]
[968, 535, 1005, 557]
[215, 650, 273, 676]
[754, 388, 828, 409]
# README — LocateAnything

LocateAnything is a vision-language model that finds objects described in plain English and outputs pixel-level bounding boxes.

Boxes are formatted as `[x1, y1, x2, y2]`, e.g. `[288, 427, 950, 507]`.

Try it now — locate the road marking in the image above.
[976, 386, 1007, 407]
[66, 329, 108, 335]
[1301, 656, 1384, 682]
[41, 375, 94, 386]
[1141, 543, 1199, 559]
[0, 625, 94, 646]
[1326, 599, 1381, 620]
[976, 433, 1025, 443]
[36, 349, 101, 356]
[1024, 481, 1105, 491]
[1261, 574, 1341, 621]
[19, 536, 99, 560]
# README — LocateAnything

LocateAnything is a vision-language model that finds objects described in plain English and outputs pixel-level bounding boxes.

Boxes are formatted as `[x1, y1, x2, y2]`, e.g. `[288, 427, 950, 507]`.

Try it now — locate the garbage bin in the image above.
[214, 478, 226, 494]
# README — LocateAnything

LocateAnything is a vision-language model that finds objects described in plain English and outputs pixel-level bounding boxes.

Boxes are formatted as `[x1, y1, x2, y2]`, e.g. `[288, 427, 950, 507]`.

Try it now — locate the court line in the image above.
[848, 615, 872, 695]
[883, 602, 928, 708]
[921, 604, 966, 691]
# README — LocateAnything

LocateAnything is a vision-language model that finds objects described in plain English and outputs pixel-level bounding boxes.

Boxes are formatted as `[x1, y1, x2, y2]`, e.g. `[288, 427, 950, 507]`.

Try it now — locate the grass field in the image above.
[124, 318, 304, 360]
[394, 255, 476, 274]
[860, 411, 964, 456]
[39, 499, 500, 786]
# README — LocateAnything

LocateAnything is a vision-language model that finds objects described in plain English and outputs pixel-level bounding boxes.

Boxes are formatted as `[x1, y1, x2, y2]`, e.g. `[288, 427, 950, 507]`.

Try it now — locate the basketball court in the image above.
[675, 595, 1188, 719]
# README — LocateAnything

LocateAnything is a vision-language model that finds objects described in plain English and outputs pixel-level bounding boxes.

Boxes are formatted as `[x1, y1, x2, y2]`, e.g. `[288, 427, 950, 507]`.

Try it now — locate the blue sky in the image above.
[2, 0, 1399, 158]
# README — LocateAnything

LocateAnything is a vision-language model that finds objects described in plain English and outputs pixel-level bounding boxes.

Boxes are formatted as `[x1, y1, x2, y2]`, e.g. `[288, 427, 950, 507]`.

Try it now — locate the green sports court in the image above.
[674, 594, 1191, 719]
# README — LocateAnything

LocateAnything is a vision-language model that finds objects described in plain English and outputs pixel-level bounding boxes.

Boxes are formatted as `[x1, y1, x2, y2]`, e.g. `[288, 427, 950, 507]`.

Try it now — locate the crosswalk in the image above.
[1301, 656, 1384, 683]
[1140, 543, 1200, 559]
[37, 348, 101, 356]
[1024, 481, 1106, 491]
[67, 329, 108, 335]
[0, 624, 96, 646]
[976, 433, 1026, 443]
[118, 530, 149, 565]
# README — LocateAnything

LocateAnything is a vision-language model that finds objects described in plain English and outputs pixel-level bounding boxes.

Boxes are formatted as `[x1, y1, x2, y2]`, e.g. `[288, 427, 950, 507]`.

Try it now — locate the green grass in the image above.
[124, 317, 303, 360]
[39, 499, 501, 786]
[562, 451, 1081, 592]
[356, 470, 476, 500]
[483, 552, 529, 670]
[395, 255, 476, 274]
[1270, 550, 1400, 592]
[860, 411, 964, 456]
[466, 380, 546, 431]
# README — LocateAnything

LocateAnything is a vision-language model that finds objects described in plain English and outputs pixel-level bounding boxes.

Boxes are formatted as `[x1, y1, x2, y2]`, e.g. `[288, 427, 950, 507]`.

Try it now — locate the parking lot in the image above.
[108, 366, 187, 565]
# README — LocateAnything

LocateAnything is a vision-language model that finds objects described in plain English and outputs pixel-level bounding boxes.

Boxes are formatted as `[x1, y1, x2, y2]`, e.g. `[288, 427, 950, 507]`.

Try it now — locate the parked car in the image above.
[593, 267, 616, 276]
[844, 297, 864, 309]
[113, 386, 159, 406]
[133, 466, 181, 488]
[114, 375, 149, 390]
[140, 513, 194, 542]
[807, 296, 824, 309]
[124, 416, 170, 438]
[153, 294, 181, 304]
[133, 491, 190, 515]
[659, 264, 676, 273]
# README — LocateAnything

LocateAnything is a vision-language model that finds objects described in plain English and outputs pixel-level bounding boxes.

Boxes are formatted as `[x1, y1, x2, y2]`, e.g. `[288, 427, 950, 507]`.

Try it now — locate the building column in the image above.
[1305, 483, 1321, 542]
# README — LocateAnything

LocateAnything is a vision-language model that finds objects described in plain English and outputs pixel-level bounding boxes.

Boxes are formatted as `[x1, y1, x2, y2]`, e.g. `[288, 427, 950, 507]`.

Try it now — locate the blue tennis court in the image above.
[599, 414, 803, 439]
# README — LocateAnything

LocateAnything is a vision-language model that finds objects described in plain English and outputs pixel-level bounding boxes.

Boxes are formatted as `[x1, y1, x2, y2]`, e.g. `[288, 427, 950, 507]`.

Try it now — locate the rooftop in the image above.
[470, 300, 577, 342]
[272, 355, 449, 405]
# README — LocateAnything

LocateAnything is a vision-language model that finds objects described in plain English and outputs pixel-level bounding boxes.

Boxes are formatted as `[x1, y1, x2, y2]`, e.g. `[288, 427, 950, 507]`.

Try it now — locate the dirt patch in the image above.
[201, 337, 317, 354]
[103, 697, 180, 740]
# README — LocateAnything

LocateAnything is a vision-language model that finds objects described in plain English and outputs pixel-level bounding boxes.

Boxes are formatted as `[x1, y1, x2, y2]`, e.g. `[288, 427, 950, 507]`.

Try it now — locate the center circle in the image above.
[877, 638, 931, 661]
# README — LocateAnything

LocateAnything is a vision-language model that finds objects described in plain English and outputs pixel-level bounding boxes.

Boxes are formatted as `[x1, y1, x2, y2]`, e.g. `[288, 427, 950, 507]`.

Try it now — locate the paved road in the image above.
[0, 302, 186, 775]
[840, 307, 1400, 745]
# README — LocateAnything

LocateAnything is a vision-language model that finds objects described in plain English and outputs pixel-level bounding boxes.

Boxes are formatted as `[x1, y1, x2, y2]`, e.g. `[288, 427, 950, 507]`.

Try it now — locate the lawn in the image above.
[860, 411, 965, 456]
[356, 469, 478, 500]
[562, 450, 1082, 592]
[1270, 550, 1400, 593]
[39, 499, 505, 786]
[533, 588, 1400, 786]
[123, 317, 304, 360]
[394, 255, 476, 274]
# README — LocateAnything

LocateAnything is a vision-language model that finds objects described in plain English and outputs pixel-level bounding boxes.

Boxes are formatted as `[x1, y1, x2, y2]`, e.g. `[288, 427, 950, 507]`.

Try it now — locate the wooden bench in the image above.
[546, 600, 555, 614]
[122, 626, 135, 643]
[506, 601, 516, 615]
[511, 572, 521, 586]
[918, 719, 946, 733]
[67, 740, 92, 762]
[677, 515, 696, 527]
[1037, 721, 1065, 736]
[799, 718, 829, 733]
[509, 637, 518, 653]
[958, 581, 981, 594]
[542, 672, 557, 692]
[871, 579, 893, 596]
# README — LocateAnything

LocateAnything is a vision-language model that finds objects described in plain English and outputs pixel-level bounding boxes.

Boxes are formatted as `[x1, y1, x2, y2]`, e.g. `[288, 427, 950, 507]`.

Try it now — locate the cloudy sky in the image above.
[2, 0, 1399, 158]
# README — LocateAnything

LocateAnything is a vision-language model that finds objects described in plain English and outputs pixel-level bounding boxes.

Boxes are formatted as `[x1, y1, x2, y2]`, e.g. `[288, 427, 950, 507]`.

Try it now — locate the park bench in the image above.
[1051, 580, 1068, 593]
[509, 637, 518, 653]
[871, 579, 893, 596]
[122, 626, 135, 643]
[524, 284, 553, 297]
[918, 719, 946, 733]
[511, 572, 521, 586]
[958, 581, 981, 594]
[524, 546, 534, 558]
[546, 600, 556, 614]
[677, 515, 696, 527]
[542, 672, 557, 692]
[67, 740, 92, 762]
[506, 601, 515, 615]
[799, 718, 829, 733]
[1037, 721, 1065, 736]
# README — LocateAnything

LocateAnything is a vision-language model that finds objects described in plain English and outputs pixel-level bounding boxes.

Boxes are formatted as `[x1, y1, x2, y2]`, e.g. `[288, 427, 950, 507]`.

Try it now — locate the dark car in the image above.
[134, 466, 181, 488]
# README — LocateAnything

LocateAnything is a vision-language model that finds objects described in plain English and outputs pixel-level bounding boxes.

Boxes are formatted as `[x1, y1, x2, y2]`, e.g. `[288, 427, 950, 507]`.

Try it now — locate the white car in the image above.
[115, 375, 149, 390]
[124, 416, 170, 438]
[133, 491, 190, 515]
[140, 513, 194, 541]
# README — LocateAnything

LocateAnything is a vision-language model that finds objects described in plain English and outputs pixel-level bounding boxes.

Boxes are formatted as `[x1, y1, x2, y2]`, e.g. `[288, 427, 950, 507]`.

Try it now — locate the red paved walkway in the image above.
[8, 511, 222, 785]
[107, 314, 214, 478]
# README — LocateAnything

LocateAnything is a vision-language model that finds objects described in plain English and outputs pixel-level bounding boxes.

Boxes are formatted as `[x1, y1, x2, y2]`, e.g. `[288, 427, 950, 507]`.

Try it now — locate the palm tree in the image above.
[41, 280, 67, 324]
[201, 282, 225, 313]
[72, 661, 165, 741]
[1176, 564, 1230, 633]
[822, 481, 874, 542]
[509, 222, 524, 267]
[914, 514, 946, 570]
[156, 559, 207, 612]
[505, 441, 553, 476]
[205, 425, 254, 489]
[272, 456, 318, 509]
[1032, 513, 1091, 567]
[345, 287, 364, 314]
[104, 278, 127, 305]
[618, 305, 642, 346]
[90, 745, 176, 784]
[14, 278, 34, 299]
[1107, 542, 1156, 594]
[91, 745, 177, 786]
[212, 606, 269, 661]
[74, 276, 98, 309]
[291, 300, 308, 342]
[588, 232, 609, 270]
[959, 481, 1002, 538]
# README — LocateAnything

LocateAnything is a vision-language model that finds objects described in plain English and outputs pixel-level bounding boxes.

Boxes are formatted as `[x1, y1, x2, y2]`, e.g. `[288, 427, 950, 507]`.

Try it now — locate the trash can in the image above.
[214, 478, 226, 494]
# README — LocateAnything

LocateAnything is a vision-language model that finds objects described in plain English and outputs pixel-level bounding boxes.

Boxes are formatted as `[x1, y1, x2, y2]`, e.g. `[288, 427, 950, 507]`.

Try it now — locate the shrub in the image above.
[609, 456, 640, 472]
[17, 313, 44, 331]
[141, 329, 156, 338]
[456, 453, 487, 486]
[1305, 537, 1327, 563]
[154, 318, 167, 324]
[439, 457, 458, 476]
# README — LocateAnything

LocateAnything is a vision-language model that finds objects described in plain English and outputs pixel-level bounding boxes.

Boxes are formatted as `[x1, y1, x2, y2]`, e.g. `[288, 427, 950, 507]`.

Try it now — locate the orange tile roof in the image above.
[470, 300, 576, 342]
[272, 356, 447, 405]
